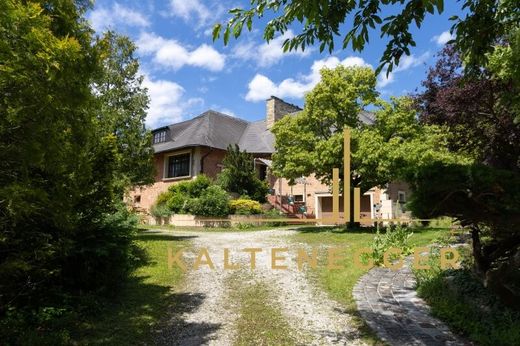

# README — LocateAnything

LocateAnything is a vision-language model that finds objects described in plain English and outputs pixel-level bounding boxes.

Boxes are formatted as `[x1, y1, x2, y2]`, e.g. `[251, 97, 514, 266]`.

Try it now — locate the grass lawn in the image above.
[290, 225, 445, 345]
[70, 231, 191, 345]
[228, 275, 302, 346]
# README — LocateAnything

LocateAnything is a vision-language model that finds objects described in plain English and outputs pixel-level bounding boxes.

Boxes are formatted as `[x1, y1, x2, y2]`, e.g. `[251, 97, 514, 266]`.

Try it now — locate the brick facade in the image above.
[128, 148, 227, 212]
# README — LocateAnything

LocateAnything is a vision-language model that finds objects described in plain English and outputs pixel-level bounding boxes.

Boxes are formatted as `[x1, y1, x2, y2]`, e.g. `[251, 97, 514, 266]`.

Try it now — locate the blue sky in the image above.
[87, 0, 463, 128]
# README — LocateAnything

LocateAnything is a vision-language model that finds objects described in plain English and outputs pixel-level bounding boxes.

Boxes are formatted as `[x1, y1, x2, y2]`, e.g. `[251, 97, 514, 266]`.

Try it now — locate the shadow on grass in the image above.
[152, 292, 222, 345]
[69, 231, 209, 345]
[73, 277, 220, 345]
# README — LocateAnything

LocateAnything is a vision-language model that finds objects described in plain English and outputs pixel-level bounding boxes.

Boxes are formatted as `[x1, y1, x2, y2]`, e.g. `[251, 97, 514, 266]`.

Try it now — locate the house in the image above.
[128, 96, 411, 223]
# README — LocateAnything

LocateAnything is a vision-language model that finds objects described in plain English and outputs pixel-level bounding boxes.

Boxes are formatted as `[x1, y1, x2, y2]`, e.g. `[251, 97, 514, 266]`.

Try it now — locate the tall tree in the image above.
[214, 0, 519, 73]
[272, 65, 378, 189]
[414, 45, 520, 171]
[94, 31, 154, 193]
[411, 35, 520, 306]
[217, 144, 269, 202]
[271, 65, 461, 192]
[0, 0, 148, 320]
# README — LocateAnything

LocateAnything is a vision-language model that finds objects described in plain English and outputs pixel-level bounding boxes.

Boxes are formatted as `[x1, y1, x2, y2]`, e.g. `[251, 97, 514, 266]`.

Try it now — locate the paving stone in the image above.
[353, 260, 471, 346]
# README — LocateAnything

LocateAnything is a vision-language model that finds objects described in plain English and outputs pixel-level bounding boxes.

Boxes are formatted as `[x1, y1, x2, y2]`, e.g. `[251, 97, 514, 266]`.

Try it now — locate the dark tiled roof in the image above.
[359, 110, 375, 124]
[153, 109, 375, 154]
[238, 120, 275, 153]
[153, 110, 248, 153]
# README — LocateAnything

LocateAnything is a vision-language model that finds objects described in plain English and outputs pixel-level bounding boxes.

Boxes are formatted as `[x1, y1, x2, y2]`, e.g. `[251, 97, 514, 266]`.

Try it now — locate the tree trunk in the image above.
[471, 225, 490, 279]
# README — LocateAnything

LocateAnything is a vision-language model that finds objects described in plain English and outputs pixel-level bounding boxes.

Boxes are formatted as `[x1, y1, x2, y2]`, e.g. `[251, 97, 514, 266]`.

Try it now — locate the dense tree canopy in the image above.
[94, 31, 154, 193]
[0, 0, 152, 322]
[410, 30, 520, 305]
[271, 65, 464, 192]
[414, 45, 520, 170]
[214, 0, 520, 73]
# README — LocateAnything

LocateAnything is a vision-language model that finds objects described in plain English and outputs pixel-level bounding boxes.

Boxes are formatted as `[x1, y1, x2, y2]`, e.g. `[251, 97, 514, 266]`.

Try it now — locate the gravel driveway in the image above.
[152, 228, 366, 346]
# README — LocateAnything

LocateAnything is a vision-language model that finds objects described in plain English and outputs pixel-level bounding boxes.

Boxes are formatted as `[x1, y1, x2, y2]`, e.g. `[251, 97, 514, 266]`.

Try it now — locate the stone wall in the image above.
[145, 214, 302, 227]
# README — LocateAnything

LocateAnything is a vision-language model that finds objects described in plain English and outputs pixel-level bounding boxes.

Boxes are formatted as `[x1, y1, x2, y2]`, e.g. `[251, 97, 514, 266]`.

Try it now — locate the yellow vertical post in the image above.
[343, 128, 351, 223]
[332, 168, 339, 223]
[354, 187, 360, 222]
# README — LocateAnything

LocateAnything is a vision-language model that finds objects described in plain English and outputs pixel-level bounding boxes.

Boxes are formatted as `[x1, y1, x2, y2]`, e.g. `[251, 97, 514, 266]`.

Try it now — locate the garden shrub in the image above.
[229, 199, 263, 215]
[217, 144, 269, 202]
[189, 185, 230, 217]
[155, 191, 173, 206]
[185, 174, 212, 196]
[150, 203, 171, 218]
[262, 208, 287, 226]
[365, 224, 414, 265]
[151, 175, 222, 215]
[166, 193, 189, 213]
[415, 268, 520, 345]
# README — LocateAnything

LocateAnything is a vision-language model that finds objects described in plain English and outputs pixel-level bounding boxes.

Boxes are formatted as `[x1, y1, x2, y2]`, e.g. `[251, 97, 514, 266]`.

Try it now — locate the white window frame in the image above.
[163, 150, 192, 180]
[153, 130, 167, 144]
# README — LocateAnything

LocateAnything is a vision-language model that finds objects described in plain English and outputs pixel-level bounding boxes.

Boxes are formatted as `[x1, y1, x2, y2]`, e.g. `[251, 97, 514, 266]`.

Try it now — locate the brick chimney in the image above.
[266, 96, 301, 129]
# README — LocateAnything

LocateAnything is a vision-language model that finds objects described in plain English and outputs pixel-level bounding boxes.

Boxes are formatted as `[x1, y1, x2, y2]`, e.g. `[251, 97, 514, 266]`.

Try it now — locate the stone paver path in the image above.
[353, 262, 472, 346]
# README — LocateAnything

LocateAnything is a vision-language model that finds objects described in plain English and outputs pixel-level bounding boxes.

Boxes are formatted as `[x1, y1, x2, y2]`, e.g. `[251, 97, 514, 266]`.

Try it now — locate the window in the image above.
[294, 194, 304, 202]
[258, 165, 267, 181]
[166, 153, 190, 178]
[153, 130, 167, 144]
[398, 191, 406, 203]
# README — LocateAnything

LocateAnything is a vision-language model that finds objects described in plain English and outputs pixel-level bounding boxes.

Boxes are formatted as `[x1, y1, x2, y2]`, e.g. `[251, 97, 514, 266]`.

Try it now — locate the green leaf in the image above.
[212, 24, 222, 41]
[223, 27, 230, 45]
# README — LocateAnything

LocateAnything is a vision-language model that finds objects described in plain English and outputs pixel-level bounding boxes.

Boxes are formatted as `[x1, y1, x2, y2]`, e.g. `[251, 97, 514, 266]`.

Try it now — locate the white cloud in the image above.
[245, 74, 278, 102]
[396, 52, 430, 71]
[143, 75, 203, 128]
[168, 0, 210, 25]
[233, 30, 313, 67]
[137, 32, 226, 72]
[88, 3, 149, 32]
[432, 31, 454, 46]
[376, 73, 395, 88]
[245, 56, 371, 102]
[377, 51, 430, 88]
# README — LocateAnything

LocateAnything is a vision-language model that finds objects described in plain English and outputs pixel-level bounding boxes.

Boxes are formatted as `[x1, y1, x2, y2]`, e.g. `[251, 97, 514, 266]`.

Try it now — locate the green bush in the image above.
[155, 191, 173, 206]
[365, 224, 414, 265]
[150, 203, 172, 218]
[151, 175, 218, 215]
[229, 199, 263, 215]
[415, 268, 520, 346]
[217, 144, 269, 202]
[185, 174, 212, 196]
[262, 208, 287, 226]
[190, 185, 230, 217]
[166, 193, 189, 213]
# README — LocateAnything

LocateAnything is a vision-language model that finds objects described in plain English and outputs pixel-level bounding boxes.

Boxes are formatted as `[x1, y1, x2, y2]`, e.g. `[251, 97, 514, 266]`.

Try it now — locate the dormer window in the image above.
[153, 130, 167, 144]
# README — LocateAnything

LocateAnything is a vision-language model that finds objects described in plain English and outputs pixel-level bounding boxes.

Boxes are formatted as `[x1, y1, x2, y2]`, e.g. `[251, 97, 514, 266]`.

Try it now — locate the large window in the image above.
[166, 153, 190, 178]
[153, 130, 167, 144]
